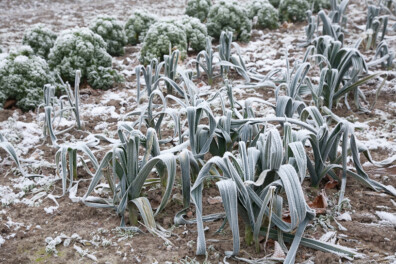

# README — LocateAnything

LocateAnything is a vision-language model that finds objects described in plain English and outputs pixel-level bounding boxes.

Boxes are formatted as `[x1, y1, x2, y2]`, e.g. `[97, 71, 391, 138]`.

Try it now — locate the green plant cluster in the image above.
[279, 0, 310, 22]
[185, 0, 212, 22]
[248, 0, 280, 29]
[178, 15, 208, 52]
[22, 24, 57, 59]
[48, 27, 122, 90]
[308, 0, 331, 13]
[206, 0, 252, 42]
[124, 11, 158, 45]
[139, 21, 188, 64]
[90, 15, 127, 56]
[0, 46, 55, 111]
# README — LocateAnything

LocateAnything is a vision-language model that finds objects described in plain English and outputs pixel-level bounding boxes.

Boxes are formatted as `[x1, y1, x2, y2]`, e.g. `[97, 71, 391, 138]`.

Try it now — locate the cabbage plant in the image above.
[124, 11, 158, 45]
[90, 15, 127, 56]
[185, 0, 212, 22]
[206, 0, 252, 42]
[178, 15, 208, 52]
[48, 27, 122, 90]
[279, 0, 310, 22]
[139, 21, 187, 64]
[0, 46, 55, 111]
[22, 24, 57, 59]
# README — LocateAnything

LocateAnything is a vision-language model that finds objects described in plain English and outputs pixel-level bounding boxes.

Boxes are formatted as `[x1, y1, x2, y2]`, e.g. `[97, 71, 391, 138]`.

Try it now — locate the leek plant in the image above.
[190, 135, 361, 263]
[318, 10, 344, 43]
[40, 70, 82, 146]
[363, 5, 388, 50]
[55, 140, 99, 195]
[0, 133, 27, 176]
[328, 0, 349, 27]
[83, 128, 177, 226]
[192, 37, 217, 85]
[309, 36, 378, 110]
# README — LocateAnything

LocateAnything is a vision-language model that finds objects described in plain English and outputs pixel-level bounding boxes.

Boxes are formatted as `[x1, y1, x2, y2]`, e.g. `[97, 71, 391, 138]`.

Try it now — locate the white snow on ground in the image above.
[376, 211, 396, 226]
[0, 118, 42, 156]
[0, 235, 4, 247]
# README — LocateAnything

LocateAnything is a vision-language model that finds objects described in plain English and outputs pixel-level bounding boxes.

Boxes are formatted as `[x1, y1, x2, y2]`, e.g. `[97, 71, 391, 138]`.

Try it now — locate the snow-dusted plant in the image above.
[22, 24, 57, 59]
[248, 0, 268, 19]
[48, 28, 122, 90]
[269, 0, 281, 7]
[90, 15, 127, 56]
[206, 0, 252, 42]
[279, 0, 310, 22]
[185, 0, 212, 22]
[308, 0, 331, 12]
[139, 21, 187, 64]
[178, 15, 208, 52]
[0, 46, 55, 111]
[124, 11, 158, 45]
[248, 1, 279, 29]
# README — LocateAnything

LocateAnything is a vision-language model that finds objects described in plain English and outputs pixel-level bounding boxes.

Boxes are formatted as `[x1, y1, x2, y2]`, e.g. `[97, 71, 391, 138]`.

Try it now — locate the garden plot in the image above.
[0, 0, 396, 263]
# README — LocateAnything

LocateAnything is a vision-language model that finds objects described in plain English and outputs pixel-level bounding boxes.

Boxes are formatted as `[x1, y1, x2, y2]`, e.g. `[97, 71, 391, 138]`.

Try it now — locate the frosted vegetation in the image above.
[0, 46, 55, 111]
[185, 0, 212, 22]
[178, 15, 208, 52]
[0, 0, 396, 263]
[279, 0, 310, 22]
[124, 11, 158, 45]
[48, 28, 122, 90]
[248, 0, 280, 29]
[90, 15, 127, 56]
[139, 21, 188, 64]
[206, 0, 252, 42]
[22, 24, 57, 60]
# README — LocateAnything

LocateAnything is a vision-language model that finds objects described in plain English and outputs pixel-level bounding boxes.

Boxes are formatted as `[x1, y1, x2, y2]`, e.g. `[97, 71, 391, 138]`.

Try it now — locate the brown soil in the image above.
[0, 0, 396, 263]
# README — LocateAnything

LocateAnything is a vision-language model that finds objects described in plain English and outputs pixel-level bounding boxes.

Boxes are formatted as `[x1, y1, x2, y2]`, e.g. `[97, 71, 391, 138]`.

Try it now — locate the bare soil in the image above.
[0, 0, 396, 263]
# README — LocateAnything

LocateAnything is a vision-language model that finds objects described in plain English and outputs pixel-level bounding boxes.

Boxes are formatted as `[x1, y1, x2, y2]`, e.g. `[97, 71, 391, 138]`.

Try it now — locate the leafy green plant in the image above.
[301, 10, 317, 46]
[55, 141, 99, 195]
[318, 10, 344, 43]
[308, 0, 331, 13]
[363, 5, 388, 50]
[192, 37, 217, 85]
[160, 50, 180, 94]
[0, 133, 27, 176]
[135, 58, 161, 103]
[206, 1, 252, 42]
[328, 0, 349, 27]
[269, 0, 281, 7]
[139, 21, 187, 65]
[373, 40, 394, 69]
[279, 0, 310, 22]
[40, 70, 82, 145]
[248, 0, 279, 29]
[309, 36, 377, 110]
[124, 11, 158, 45]
[48, 27, 122, 90]
[257, 4, 279, 29]
[300, 106, 396, 204]
[90, 15, 127, 56]
[190, 137, 360, 263]
[22, 24, 57, 59]
[178, 15, 208, 52]
[0, 45, 55, 111]
[185, 0, 212, 22]
[83, 128, 177, 226]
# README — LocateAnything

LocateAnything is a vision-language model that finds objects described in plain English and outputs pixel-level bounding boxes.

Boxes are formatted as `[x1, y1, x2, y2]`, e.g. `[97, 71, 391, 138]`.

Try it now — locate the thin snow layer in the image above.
[376, 211, 396, 226]
[0, 235, 4, 247]
[83, 105, 120, 119]
[0, 119, 41, 156]
[0, 0, 186, 49]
